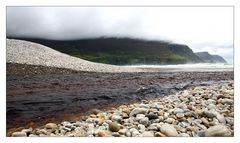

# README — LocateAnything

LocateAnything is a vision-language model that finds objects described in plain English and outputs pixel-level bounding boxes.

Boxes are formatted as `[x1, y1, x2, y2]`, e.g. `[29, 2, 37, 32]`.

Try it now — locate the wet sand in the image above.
[6, 63, 234, 134]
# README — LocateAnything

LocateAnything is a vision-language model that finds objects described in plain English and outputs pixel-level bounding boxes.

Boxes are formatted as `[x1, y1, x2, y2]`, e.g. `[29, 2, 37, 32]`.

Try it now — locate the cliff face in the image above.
[195, 52, 227, 63]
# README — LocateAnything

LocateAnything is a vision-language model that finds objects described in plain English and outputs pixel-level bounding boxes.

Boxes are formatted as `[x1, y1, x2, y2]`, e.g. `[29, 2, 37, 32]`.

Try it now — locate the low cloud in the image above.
[7, 7, 233, 63]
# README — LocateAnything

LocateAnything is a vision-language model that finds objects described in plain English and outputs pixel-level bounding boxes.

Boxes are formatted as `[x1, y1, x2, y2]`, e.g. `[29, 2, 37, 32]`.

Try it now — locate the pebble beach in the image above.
[11, 81, 234, 137]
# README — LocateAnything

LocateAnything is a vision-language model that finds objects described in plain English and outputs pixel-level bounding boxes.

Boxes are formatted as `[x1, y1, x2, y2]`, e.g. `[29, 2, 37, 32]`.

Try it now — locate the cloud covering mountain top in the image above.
[6, 7, 233, 63]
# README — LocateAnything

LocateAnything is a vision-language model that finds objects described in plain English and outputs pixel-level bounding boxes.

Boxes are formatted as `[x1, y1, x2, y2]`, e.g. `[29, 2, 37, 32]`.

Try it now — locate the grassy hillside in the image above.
[8, 37, 204, 65]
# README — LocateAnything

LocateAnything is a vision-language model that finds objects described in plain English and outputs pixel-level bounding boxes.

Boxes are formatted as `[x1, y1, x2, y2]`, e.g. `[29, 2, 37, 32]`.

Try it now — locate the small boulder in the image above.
[12, 132, 27, 137]
[160, 123, 178, 137]
[109, 122, 120, 132]
[130, 108, 147, 116]
[45, 123, 58, 130]
[204, 125, 231, 137]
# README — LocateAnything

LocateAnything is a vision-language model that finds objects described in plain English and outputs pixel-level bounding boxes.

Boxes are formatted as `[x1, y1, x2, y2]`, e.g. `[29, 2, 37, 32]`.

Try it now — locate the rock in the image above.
[148, 124, 158, 131]
[75, 128, 87, 137]
[160, 123, 178, 137]
[97, 130, 111, 137]
[155, 132, 166, 137]
[91, 109, 102, 115]
[112, 132, 121, 137]
[135, 114, 145, 121]
[221, 99, 234, 105]
[163, 112, 170, 119]
[225, 117, 234, 125]
[139, 117, 149, 126]
[21, 128, 32, 135]
[204, 125, 231, 137]
[12, 132, 27, 137]
[126, 130, 132, 137]
[176, 113, 184, 119]
[118, 129, 127, 135]
[179, 121, 190, 128]
[207, 104, 216, 110]
[111, 115, 122, 123]
[139, 104, 150, 109]
[122, 112, 129, 119]
[165, 118, 175, 124]
[29, 134, 37, 137]
[130, 128, 140, 137]
[201, 117, 210, 126]
[45, 123, 58, 130]
[130, 108, 147, 116]
[109, 122, 120, 132]
[174, 108, 184, 114]
[216, 113, 226, 124]
[147, 113, 158, 120]
[177, 133, 190, 137]
[138, 124, 146, 133]
[142, 131, 154, 137]
[203, 110, 216, 118]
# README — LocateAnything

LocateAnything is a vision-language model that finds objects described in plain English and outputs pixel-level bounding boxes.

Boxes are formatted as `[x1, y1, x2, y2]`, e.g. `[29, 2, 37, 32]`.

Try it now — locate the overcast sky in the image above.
[7, 7, 233, 63]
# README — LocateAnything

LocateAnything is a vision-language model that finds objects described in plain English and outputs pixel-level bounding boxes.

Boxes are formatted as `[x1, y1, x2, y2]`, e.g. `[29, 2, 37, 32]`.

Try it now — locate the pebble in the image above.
[203, 110, 216, 118]
[138, 124, 146, 133]
[165, 118, 175, 124]
[139, 117, 149, 126]
[111, 115, 122, 123]
[45, 123, 58, 130]
[147, 113, 158, 120]
[141, 131, 154, 137]
[176, 113, 185, 119]
[204, 125, 231, 137]
[220, 99, 234, 105]
[118, 129, 127, 135]
[177, 133, 190, 137]
[97, 130, 111, 137]
[12, 132, 27, 137]
[109, 122, 120, 132]
[130, 108, 147, 116]
[135, 114, 145, 121]
[160, 123, 178, 137]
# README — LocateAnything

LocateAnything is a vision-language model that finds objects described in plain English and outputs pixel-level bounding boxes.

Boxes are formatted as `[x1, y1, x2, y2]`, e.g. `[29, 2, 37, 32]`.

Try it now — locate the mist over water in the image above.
[124, 63, 233, 69]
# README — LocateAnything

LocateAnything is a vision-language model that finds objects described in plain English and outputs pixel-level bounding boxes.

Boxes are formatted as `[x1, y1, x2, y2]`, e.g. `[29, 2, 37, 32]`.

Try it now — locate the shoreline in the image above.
[7, 63, 234, 136]
[9, 81, 234, 137]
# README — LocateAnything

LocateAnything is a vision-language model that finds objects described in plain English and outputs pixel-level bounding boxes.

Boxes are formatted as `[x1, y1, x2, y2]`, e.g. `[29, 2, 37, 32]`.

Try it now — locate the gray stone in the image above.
[225, 117, 234, 125]
[21, 128, 32, 135]
[221, 99, 234, 105]
[130, 128, 140, 137]
[111, 115, 122, 123]
[126, 131, 132, 137]
[216, 113, 226, 124]
[139, 117, 149, 126]
[203, 110, 216, 118]
[160, 123, 178, 137]
[12, 132, 27, 137]
[135, 114, 145, 121]
[138, 124, 146, 133]
[130, 108, 147, 116]
[204, 125, 231, 137]
[165, 118, 175, 124]
[174, 108, 184, 114]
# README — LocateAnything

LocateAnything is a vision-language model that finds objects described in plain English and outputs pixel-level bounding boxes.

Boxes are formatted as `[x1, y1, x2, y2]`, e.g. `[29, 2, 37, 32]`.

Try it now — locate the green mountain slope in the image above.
[8, 37, 204, 65]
